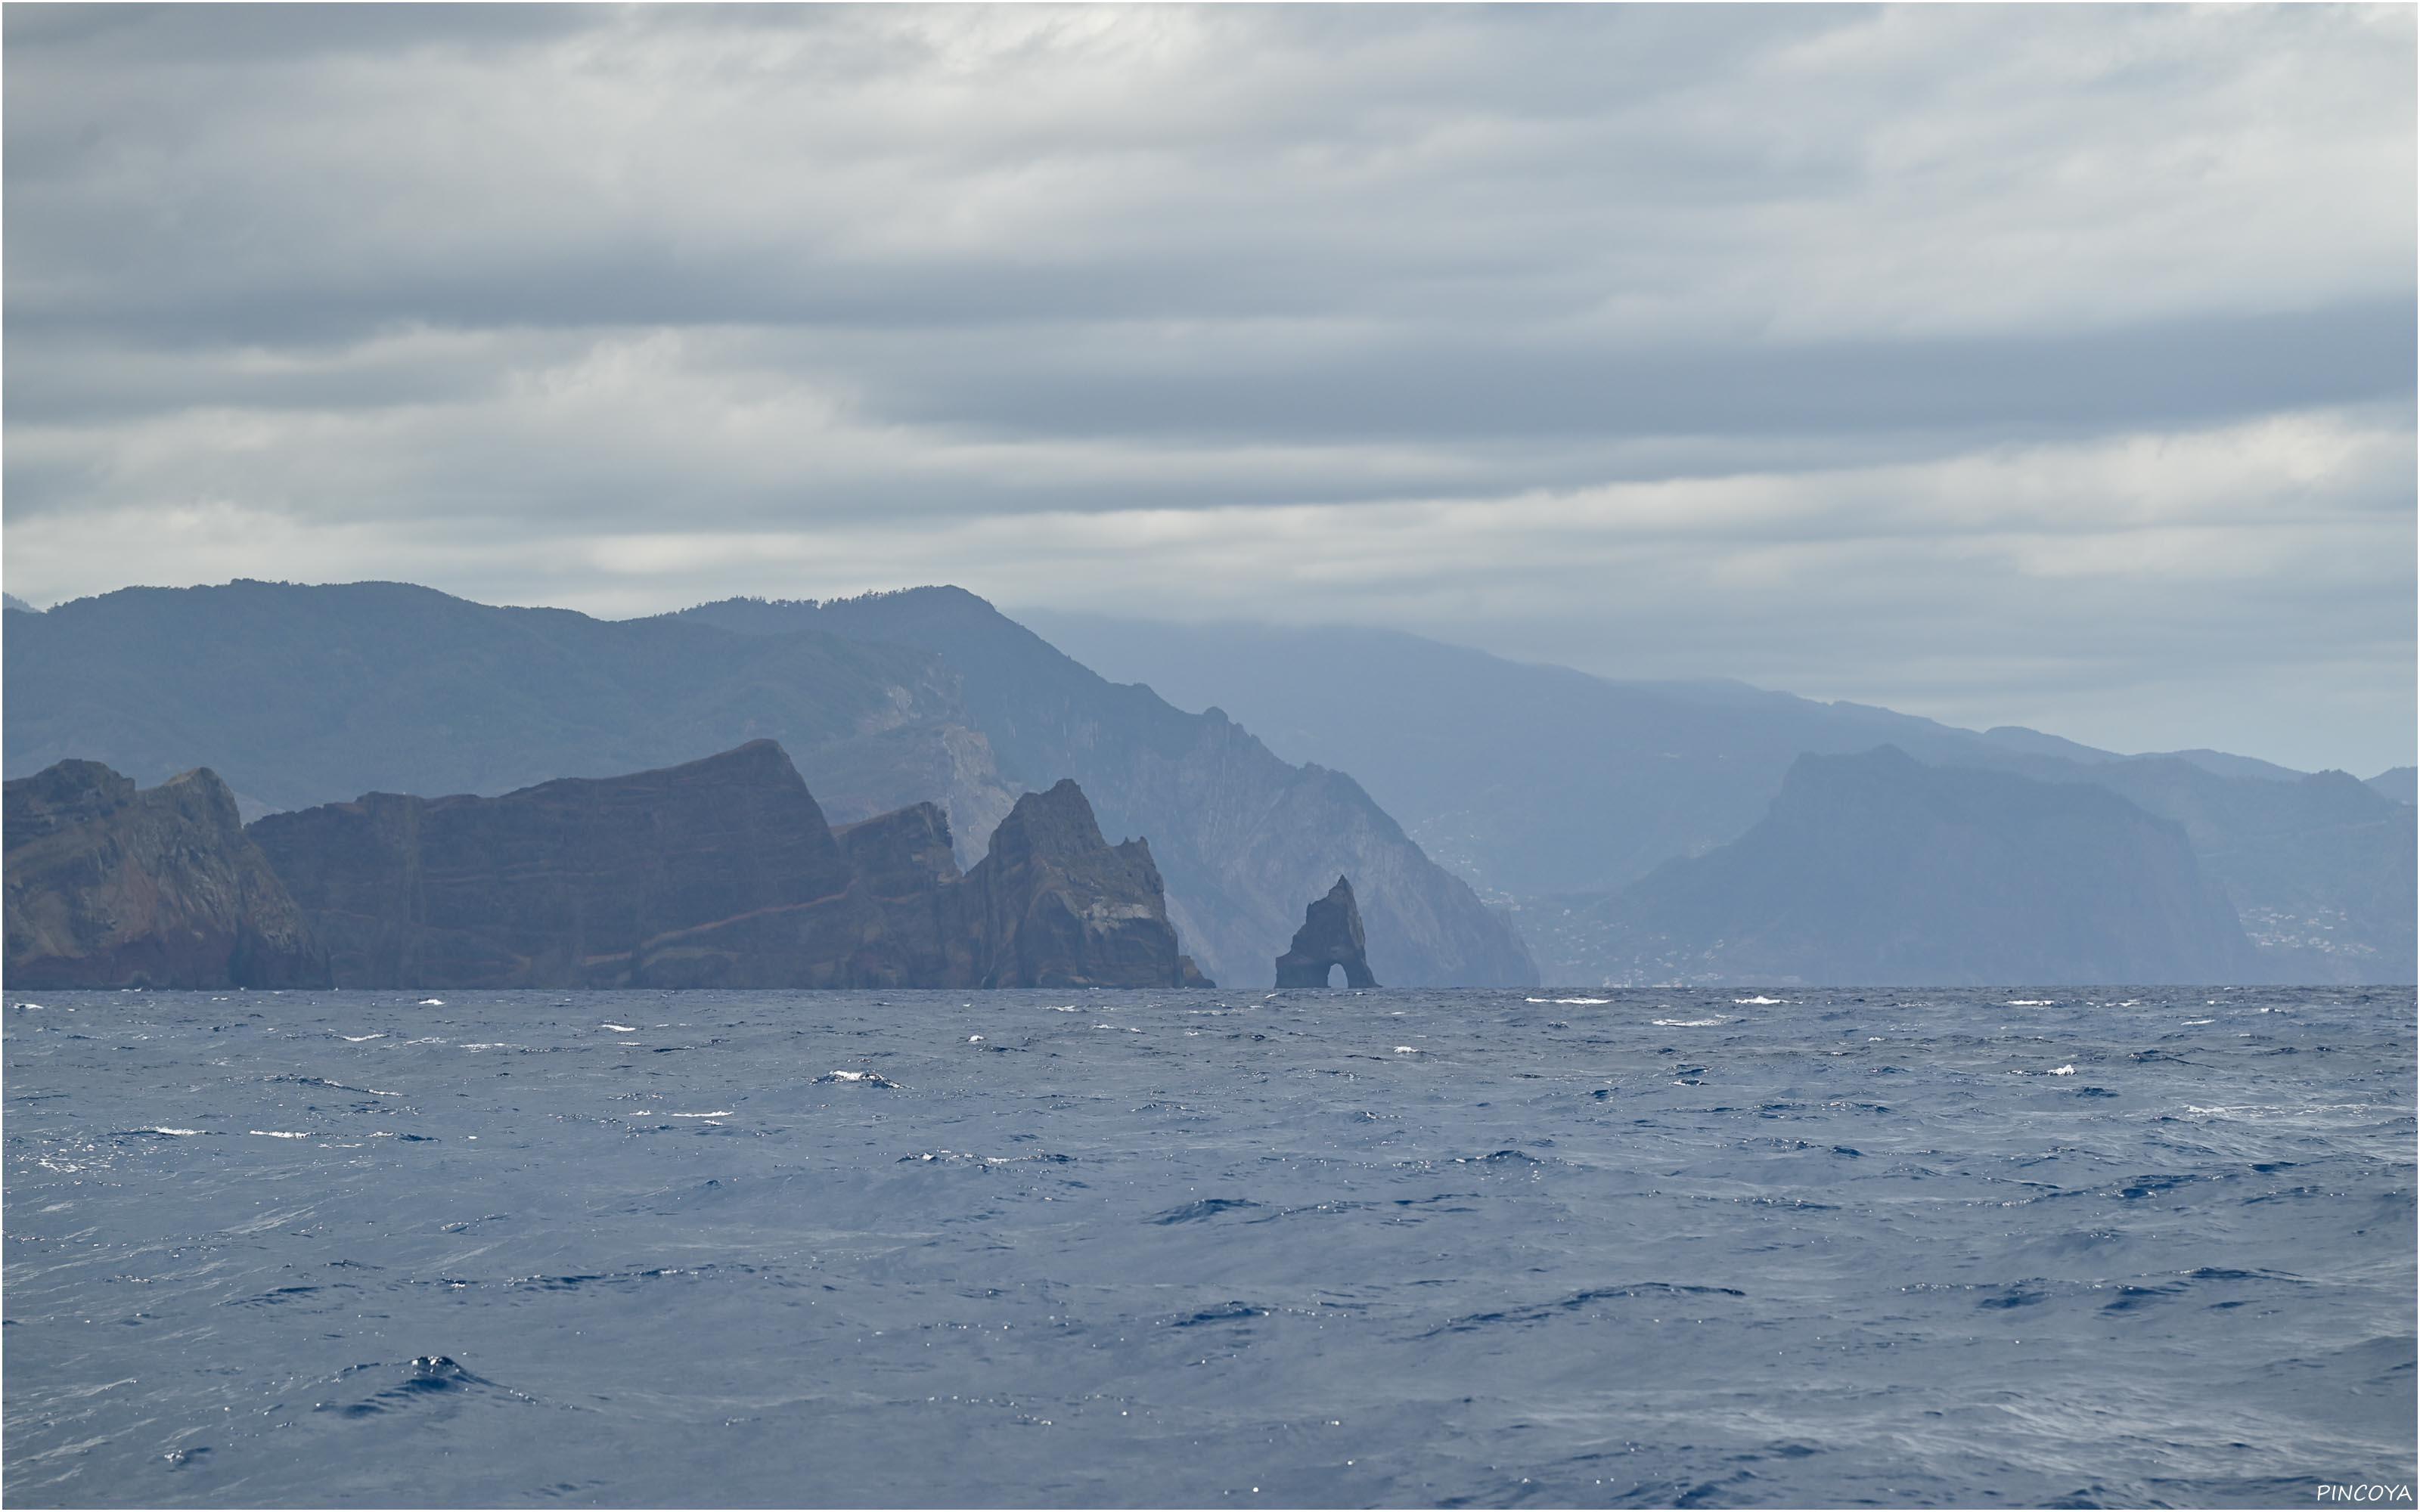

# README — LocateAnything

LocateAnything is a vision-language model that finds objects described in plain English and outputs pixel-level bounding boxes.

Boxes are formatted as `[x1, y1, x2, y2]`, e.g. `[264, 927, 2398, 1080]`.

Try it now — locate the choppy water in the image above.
[5, 986, 2413, 1508]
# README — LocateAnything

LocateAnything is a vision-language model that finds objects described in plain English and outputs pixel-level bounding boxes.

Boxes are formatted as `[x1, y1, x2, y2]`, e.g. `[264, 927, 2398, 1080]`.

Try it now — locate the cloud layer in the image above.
[5, 5, 2412, 771]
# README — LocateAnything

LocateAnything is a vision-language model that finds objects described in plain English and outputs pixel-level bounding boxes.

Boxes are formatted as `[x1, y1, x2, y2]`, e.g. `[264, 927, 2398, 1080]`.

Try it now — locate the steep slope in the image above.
[247, 742, 1197, 990]
[1581, 747, 2257, 987]
[1018, 611, 2412, 984]
[673, 590, 1537, 989]
[1016, 610, 2046, 896]
[2367, 767, 2416, 805]
[951, 779, 1209, 990]
[5, 759, 327, 987]
[2, 581, 1019, 859]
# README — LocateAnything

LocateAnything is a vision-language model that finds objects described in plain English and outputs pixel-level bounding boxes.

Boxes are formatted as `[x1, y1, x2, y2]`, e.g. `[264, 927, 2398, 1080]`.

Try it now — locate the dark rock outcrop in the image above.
[246, 742, 1205, 990]
[678, 589, 1537, 988]
[953, 779, 1206, 988]
[1275, 875, 1378, 988]
[5, 760, 328, 988]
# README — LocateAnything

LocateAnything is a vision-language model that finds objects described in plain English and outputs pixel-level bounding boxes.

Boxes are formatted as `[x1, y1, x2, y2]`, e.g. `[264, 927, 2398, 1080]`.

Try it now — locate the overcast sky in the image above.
[5, 4, 2413, 772]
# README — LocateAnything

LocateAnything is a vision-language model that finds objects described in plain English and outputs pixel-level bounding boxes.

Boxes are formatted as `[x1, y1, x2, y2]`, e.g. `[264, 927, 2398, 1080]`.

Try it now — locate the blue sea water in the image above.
[3, 986, 2412, 1509]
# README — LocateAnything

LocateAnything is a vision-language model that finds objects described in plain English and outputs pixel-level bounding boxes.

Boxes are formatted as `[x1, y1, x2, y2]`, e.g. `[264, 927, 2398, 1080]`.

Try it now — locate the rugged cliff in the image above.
[676, 589, 1538, 989]
[1276, 876, 1377, 988]
[5, 760, 328, 988]
[1580, 747, 2259, 987]
[246, 742, 1199, 990]
[952, 779, 1208, 989]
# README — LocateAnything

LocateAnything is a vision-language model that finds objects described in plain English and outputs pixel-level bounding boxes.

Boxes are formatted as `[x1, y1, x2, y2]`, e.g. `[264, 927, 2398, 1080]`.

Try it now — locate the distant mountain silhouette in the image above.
[2, 593, 36, 614]
[1018, 612, 2413, 984]
[1580, 746, 2257, 987]
[3, 581, 1534, 989]
[2, 581, 1005, 838]
[2367, 767, 2416, 806]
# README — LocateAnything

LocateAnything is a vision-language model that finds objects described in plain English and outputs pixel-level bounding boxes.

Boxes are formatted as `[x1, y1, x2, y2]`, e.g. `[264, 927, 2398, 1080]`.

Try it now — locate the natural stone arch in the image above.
[1274, 875, 1378, 988]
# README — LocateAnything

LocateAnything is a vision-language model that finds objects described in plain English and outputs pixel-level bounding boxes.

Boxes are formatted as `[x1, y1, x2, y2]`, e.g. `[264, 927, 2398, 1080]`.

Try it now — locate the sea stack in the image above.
[1275, 875, 1378, 988]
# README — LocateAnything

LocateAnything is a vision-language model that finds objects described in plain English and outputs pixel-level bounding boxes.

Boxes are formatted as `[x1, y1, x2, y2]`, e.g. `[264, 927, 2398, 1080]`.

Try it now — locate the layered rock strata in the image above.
[244, 741, 1205, 990]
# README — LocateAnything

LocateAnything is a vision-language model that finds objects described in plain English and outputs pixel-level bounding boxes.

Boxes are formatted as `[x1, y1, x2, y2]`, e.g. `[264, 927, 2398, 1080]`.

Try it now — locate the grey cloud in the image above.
[2, 4, 2412, 770]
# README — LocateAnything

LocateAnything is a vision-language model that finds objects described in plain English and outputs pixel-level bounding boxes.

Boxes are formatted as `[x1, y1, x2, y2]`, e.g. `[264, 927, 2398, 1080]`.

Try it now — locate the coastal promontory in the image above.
[242, 741, 1205, 990]
[5, 760, 330, 989]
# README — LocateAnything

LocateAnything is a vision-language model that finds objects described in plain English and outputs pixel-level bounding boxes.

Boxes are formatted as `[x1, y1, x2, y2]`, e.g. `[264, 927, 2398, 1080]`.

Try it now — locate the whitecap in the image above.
[2049, 1064, 2077, 1076]
[249, 1129, 312, 1139]
[1394, 1046, 1421, 1054]
[818, 1070, 901, 1088]
[341, 1033, 386, 1043]
[1653, 1017, 1726, 1027]
[417, 998, 445, 1006]
[968, 1035, 985, 1043]
[2007, 999, 2056, 1007]
[1047, 1005, 1078, 1012]
[668, 1111, 733, 1119]
[2183, 1018, 2214, 1026]
[1733, 996, 1783, 1005]
[1528, 996, 1612, 1005]
[147, 1127, 203, 1136]
[601, 1024, 638, 1033]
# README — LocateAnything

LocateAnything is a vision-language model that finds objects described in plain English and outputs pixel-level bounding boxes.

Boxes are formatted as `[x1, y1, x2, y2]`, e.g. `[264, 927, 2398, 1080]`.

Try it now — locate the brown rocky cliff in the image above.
[249, 739, 876, 988]
[244, 743, 1204, 990]
[833, 802, 963, 985]
[952, 779, 1202, 988]
[5, 760, 328, 988]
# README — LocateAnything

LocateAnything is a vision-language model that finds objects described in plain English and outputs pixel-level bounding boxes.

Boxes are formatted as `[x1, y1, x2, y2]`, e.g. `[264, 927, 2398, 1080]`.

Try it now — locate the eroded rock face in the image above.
[1275, 875, 1378, 988]
[5, 760, 328, 988]
[954, 779, 1205, 988]
[246, 743, 1205, 990]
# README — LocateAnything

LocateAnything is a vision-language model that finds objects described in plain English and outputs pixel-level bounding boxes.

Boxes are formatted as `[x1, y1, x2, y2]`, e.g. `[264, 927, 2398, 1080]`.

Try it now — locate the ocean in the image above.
[5, 986, 2412, 1508]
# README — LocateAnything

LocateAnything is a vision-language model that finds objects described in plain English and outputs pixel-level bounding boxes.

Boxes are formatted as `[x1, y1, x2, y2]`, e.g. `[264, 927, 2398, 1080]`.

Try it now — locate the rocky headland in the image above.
[5, 760, 329, 988]
[241, 741, 1205, 990]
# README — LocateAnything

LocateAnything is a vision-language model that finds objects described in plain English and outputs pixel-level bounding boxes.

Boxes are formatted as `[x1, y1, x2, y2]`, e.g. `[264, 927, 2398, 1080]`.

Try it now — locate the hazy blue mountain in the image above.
[3, 593, 37, 614]
[1974, 725, 2121, 765]
[2, 581, 1013, 841]
[1573, 746, 2257, 987]
[2367, 767, 2416, 805]
[1016, 610, 2413, 984]
[669, 590, 1536, 989]
[1014, 610, 2075, 893]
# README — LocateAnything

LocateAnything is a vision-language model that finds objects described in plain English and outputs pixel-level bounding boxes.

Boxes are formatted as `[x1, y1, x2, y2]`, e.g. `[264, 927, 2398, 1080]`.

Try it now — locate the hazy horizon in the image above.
[6, 5, 2413, 774]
